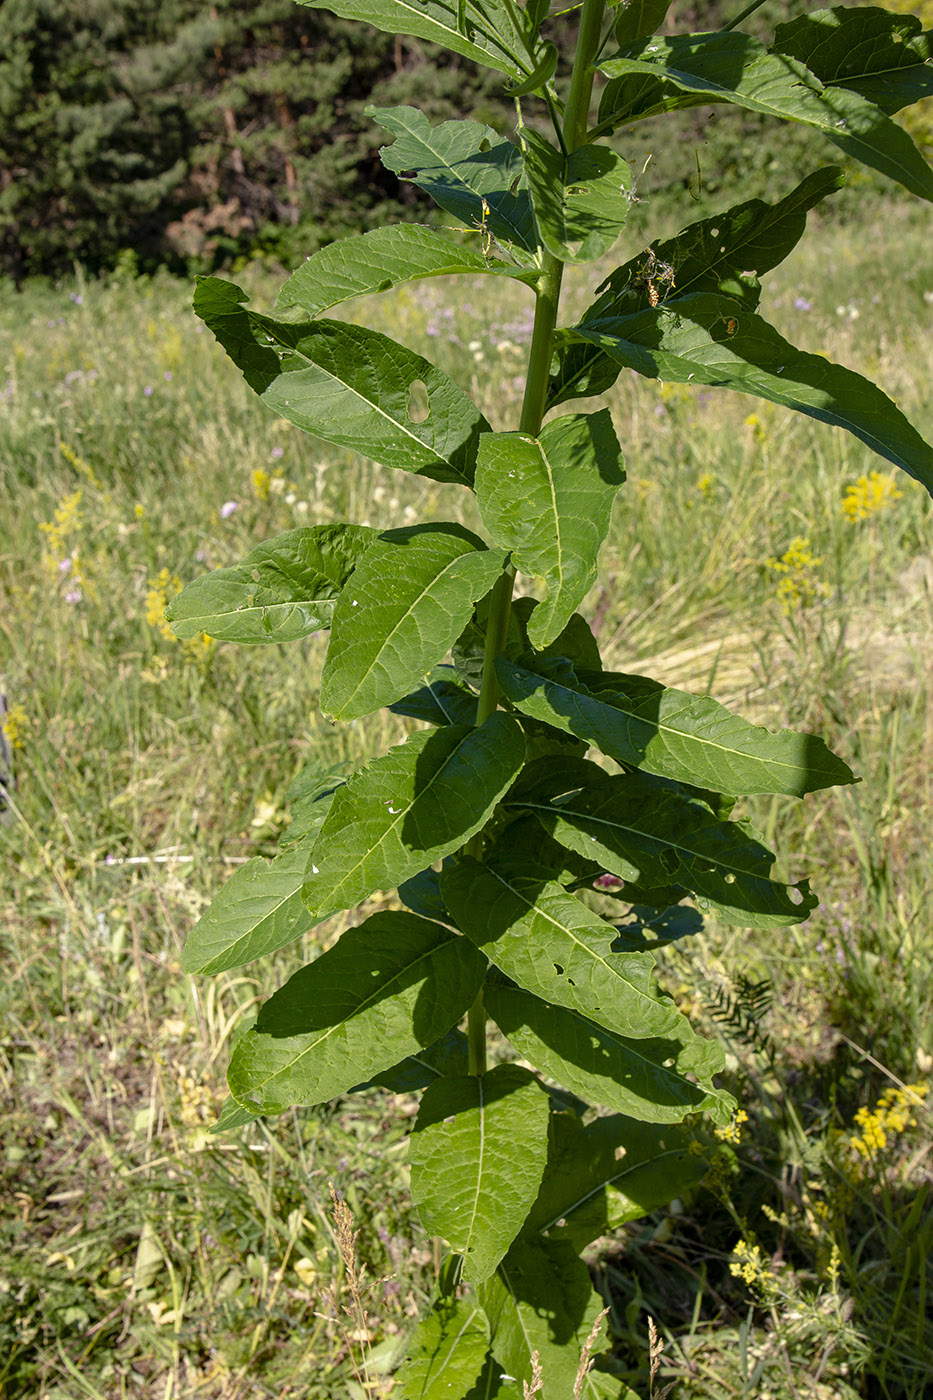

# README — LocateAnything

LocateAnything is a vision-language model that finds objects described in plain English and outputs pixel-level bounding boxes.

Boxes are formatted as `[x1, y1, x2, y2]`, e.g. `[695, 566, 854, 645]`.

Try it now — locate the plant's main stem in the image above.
[467, 0, 607, 1080]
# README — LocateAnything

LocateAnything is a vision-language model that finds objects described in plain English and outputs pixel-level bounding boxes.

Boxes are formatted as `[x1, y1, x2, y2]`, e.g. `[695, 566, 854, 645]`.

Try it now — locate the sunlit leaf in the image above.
[771, 7, 933, 115]
[396, 1297, 490, 1400]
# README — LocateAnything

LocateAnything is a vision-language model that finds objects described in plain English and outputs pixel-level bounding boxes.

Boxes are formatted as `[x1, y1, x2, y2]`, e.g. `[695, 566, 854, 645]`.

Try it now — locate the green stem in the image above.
[465, 0, 607, 1077]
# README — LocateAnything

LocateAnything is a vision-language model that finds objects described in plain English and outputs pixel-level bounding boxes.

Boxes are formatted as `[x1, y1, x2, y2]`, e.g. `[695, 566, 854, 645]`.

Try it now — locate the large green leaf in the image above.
[525, 1112, 707, 1251]
[396, 1297, 490, 1400]
[559, 293, 933, 490]
[475, 411, 624, 649]
[477, 1237, 609, 1398]
[613, 0, 672, 47]
[486, 975, 734, 1125]
[598, 32, 933, 201]
[193, 277, 488, 486]
[274, 225, 539, 321]
[771, 7, 933, 115]
[369, 107, 537, 255]
[409, 1065, 550, 1284]
[442, 853, 689, 1038]
[228, 912, 486, 1113]
[166, 526, 375, 645]
[181, 840, 326, 976]
[321, 525, 507, 721]
[302, 716, 526, 918]
[496, 657, 856, 798]
[296, 0, 530, 79]
[521, 129, 632, 264]
[549, 167, 844, 406]
[389, 668, 480, 728]
[514, 766, 817, 928]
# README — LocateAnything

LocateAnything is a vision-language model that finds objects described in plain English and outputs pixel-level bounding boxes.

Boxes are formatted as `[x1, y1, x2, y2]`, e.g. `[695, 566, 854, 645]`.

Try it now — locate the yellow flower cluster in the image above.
[744, 413, 766, 443]
[39, 488, 84, 562]
[696, 472, 714, 498]
[849, 1082, 927, 1159]
[765, 535, 830, 615]
[715, 1109, 748, 1144]
[841, 470, 902, 523]
[729, 1239, 776, 1297]
[2, 701, 29, 752]
[251, 467, 272, 501]
[145, 569, 214, 663]
[58, 441, 102, 489]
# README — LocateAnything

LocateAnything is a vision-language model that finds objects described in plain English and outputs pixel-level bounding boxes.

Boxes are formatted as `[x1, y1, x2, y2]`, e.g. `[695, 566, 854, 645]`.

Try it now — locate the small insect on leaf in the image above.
[723, 317, 738, 335]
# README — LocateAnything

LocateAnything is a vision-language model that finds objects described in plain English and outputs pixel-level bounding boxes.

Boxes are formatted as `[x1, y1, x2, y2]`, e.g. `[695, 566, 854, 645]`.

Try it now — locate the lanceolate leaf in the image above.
[228, 912, 486, 1113]
[181, 840, 326, 976]
[475, 411, 625, 648]
[274, 225, 539, 320]
[486, 975, 734, 1125]
[525, 1112, 707, 1250]
[477, 1237, 609, 1397]
[193, 277, 488, 486]
[521, 128, 633, 264]
[389, 669, 479, 728]
[515, 768, 817, 928]
[302, 716, 526, 918]
[396, 1297, 490, 1400]
[496, 657, 857, 798]
[550, 167, 844, 405]
[772, 7, 933, 115]
[369, 107, 537, 255]
[442, 854, 689, 1038]
[409, 1065, 550, 1284]
[598, 32, 933, 202]
[559, 294, 933, 490]
[321, 526, 507, 720]
[295, 0, 530, 80]
[166, 526, 375, 645]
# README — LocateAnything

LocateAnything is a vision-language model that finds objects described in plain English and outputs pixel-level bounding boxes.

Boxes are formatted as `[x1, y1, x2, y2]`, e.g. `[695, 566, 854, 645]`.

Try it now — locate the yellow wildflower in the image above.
[848, 1081, 927, 1159]
[715, 1109, 748, 1144]
[729, 1239, 777, 1298]
[744, 413, 766, 443]
[251, 467, 272, 501]
[841, 470, 902, 523]
[2, 702, 29, 751]
[765, 535, 830, 615]
[58, 441, 102, 489]
[145, 568, 183, 643]
[39, 488, 84, 562]
[696, 472, 714, 497]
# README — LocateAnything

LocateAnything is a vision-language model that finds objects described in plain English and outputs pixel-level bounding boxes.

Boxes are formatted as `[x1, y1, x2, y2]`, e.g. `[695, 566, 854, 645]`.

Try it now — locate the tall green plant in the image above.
[167, 1, 933, 1392]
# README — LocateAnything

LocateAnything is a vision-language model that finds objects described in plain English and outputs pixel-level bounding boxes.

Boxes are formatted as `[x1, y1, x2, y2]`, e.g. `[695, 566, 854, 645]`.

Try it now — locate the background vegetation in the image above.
[1, 187, 932, 1394]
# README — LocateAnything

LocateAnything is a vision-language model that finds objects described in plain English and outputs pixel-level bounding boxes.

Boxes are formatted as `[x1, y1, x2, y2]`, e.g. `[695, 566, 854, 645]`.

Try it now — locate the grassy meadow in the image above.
[1, 198, 932, 1399]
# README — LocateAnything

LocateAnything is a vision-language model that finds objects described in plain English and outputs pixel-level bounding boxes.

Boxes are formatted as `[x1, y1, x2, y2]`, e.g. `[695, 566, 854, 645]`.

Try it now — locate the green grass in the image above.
[1, 198, 932, 1398]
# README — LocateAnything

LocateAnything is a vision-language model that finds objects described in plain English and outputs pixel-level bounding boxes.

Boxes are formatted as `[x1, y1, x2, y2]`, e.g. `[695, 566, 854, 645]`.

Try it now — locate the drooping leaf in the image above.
[295, 0, 530, 79]
[515, 766, 817, 927]
[397, 865, 451, 922]
[442, 853, 689, 1038]
[550, 167, 844, 405]
[274, 225, 539, 321]
[598, 32, 933, 202]
[771, 7, 933, 115]
[486, 974, 734, 1124]
[193, 277, 488, 486]
[410, 1065, 550, 1283]
[166, 526, 376, 645]
[475, 411, 625, 648]
[366, 1028, 469, 1094]
[521, 128, 633, 263]
[477, 1237, 608, 1398]
[369, 107, 537, 255]
[510, 600, 604, 673]
[390, 668, 480, 728]
[302, 716, 526, 918]
[228, 912, 486, 1113]
[496, 656, 857, 797]
[613, 0, 672, 48]
[558, 293, 933, 489]
[181, 841, 326, 976]
[525, 1111, 707, 1250]
[321, 525, 507, 720]
[396, 1297, 491, 1400]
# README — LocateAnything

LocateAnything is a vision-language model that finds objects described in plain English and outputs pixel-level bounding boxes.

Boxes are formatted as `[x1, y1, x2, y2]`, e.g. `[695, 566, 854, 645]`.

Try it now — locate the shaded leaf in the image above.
[521, 128, 632, 263]
[166, 526, 376, 645]
[390, 668, 480, 728]
[496, 656, 857, 797]
[486, 974, 734, 1124]
[366, 1028, 469, 1093]
[410, 1065, 550, 1283]
[397, 1297, 490, 1400]
[476, 411, 624, 648]
[510, 600, 604, 673]
[228, 912, 486, 1113]
[613, 0, 672, 47]
[281, 764, 348, 849]
[772, 7, 933, 115]
[321, 525, 506, 720]
[275, 225, 538, 320]
[303, 716, 526, 918]
[369, 106, 537, 254]
[194, 277, 488, 486]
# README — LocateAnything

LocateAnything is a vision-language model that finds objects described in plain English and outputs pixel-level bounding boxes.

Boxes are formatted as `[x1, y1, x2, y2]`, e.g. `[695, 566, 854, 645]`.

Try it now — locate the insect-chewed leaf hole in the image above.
[407, 379, 431, 424]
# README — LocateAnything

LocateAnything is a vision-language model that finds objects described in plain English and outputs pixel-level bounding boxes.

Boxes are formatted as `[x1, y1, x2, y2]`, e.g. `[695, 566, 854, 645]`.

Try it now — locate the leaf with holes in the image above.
[302, 715, 526, 918]
[521, 128, 632, 263]
[321, 525, 506, 720]
[228, 912, 486, 1114]
[771, 7, 933, 115]
[193, 277, 488, 485]
[476, 411, 624, 648]
[166, 526, 375, 645]
[409, 1065, 550, 1283]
